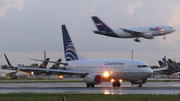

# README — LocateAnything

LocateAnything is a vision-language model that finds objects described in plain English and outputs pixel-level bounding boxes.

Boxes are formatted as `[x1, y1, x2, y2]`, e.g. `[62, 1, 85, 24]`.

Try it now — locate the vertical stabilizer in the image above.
[4, 54, 13, 67]
[50, 59, 62, 69]
[38, 58, 50, 68]
[92, 16, 113, 32]
[163, 56, 168, 69]
[62, 25, 86, 61]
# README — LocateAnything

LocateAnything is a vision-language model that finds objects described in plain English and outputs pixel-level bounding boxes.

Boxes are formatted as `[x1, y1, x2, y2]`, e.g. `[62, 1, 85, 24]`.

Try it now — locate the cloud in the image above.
[90, 0, 98, 14]
[0, 0, 24, 17]
[167, 4, 180, 28]
[127, 3, 142, 15]
[162, 4, 180, 48]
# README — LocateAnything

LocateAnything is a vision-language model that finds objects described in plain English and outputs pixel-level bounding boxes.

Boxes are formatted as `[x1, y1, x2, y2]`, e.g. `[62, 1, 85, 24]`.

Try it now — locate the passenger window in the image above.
[137, 65, 148, 68]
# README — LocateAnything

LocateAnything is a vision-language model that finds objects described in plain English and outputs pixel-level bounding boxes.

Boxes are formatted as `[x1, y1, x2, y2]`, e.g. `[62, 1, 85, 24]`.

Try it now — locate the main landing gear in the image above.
[112, 81, 121, 87]
[86, 83, 95, 88]
[138, 83, 142, 87]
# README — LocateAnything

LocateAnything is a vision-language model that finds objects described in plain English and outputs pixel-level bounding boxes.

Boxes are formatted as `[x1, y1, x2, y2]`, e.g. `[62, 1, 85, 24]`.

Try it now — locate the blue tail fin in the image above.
[4, 54, 12, 67]
[163, 56, 168, 69]
[62, 25, 79, 61]
[92, 16, 113, 33]
[91, 16, 118, 37]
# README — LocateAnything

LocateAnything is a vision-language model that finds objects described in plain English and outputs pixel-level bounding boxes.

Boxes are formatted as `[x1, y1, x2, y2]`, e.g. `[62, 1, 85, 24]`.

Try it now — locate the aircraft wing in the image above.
[121, 28, 144, 35]
[152, 56, 168, 72]
[152, 68, 167, 72]
[18, 67, 86, 75]
[4, 68, 20, 76]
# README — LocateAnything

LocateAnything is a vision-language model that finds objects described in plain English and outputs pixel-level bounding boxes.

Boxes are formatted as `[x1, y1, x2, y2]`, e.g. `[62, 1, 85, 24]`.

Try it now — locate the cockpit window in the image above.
[137, 65, 149, 68]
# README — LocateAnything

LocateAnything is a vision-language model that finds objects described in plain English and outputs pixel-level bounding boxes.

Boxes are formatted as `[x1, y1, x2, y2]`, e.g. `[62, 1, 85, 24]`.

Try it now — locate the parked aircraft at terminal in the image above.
[20, 25, 168, 88]
[4, 54, 50, 76]
[158, 58, 180, 76]
[91, 16, 175, 42]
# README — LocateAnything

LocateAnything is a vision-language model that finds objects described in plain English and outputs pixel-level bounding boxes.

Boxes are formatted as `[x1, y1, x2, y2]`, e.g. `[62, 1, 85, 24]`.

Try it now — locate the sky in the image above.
[0, 0, 180, 67]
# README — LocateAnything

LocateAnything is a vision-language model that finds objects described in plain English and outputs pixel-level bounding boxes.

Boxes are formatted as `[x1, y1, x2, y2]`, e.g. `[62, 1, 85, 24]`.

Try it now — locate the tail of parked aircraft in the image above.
[158, 61, 164, 68]
[62, 25, 86, 61]
[91, 16, 118, 37]
[38, 58, 50, 68]
[163, 56, 168, 69]
[50, 59, 62, 69]
[4, 54, 13, 67]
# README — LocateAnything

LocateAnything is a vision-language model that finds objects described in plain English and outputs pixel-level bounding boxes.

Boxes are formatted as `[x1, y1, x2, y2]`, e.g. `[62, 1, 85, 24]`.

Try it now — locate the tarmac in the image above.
[0, 82, 180, 94]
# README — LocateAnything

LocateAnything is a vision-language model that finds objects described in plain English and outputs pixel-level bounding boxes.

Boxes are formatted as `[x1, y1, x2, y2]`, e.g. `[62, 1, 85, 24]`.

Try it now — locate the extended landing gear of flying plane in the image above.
[112, 81, 121, 87]
[134, 38, 140, 42]
[163, 34, 166, 39]
[86, 83, 95, 88]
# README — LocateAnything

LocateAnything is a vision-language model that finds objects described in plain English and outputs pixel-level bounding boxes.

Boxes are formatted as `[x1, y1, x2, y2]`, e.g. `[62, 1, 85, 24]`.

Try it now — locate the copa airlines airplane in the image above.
[20, 25, 168, 87]
[91, 16, 175, 42]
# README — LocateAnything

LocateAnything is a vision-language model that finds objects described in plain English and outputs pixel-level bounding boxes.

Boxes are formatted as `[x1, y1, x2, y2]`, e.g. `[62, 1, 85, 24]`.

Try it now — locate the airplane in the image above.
[4, 54, 50, 76]
[91, 16, 175, 42]
[168, 59, 180, 70]
[158, 59, 180, 76]
[19, 25, 168, 88]
[0, 69, 19, 79]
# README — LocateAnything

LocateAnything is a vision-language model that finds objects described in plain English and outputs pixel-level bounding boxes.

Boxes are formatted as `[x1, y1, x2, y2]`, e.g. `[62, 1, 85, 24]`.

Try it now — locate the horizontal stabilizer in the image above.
[30, 59, 68, 65]
[93, 30, 107, 34]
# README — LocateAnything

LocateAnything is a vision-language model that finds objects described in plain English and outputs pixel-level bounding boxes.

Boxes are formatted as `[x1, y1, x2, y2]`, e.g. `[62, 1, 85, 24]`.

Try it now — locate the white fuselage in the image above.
[112, 25, 175, 38]
[65, 59, 153, 81]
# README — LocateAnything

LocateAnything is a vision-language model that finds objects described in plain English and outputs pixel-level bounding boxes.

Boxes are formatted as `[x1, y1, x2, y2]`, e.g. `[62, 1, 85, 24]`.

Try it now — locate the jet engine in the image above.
[144, 32, 153, 39]
[84, 73, 103, 84]
[130, 79, 147, 84]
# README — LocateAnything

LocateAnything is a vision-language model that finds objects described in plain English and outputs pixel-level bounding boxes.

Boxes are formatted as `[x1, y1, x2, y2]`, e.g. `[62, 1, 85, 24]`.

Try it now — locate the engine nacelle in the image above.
[130, 79, 147, 84]
[144, 32, 153, 39]
[0, 73, 6, 78]
[84, 73, 103, 84]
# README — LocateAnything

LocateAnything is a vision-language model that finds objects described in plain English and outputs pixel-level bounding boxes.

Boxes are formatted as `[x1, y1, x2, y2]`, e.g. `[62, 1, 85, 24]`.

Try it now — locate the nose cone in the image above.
[171, 28, 176, 33]
[143, 68, 153, 78]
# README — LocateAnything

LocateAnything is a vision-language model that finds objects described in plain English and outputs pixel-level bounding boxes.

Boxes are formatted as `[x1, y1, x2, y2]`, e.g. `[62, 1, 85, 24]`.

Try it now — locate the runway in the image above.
[0, 82, 180, 94]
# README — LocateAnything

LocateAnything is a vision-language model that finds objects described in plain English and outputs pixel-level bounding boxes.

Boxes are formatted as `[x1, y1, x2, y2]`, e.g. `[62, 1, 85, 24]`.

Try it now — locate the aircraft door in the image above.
[129, 62, 134, 72]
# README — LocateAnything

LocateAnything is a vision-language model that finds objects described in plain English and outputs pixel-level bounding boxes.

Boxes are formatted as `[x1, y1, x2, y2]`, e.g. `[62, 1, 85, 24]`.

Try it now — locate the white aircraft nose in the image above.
[171, 27, 176, 32]
[173, 28, 176, 32]
[143, 68, 153, 78]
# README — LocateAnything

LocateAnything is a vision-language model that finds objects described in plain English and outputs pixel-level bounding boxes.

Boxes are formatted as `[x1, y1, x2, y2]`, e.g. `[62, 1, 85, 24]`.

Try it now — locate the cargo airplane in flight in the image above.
[91, 16, 175, 42]
[20, 25, 168, 87]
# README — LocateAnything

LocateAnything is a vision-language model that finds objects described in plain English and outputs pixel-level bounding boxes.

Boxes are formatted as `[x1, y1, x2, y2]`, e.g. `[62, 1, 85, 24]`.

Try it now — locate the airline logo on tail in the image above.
[150, 27, 163, 31]
[96, 23, 104, 26]
[65, 40, 78, 61]
[62, 25, 79, 61]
